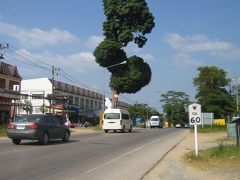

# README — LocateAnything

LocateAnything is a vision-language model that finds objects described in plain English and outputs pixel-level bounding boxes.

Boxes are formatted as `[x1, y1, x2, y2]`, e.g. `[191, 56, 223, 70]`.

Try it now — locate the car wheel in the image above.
[62, 131, 70, 142]
[121, 126, 125, 133]
[104, 130, 108, 133]
[41, 132, 49, 145]
[129, 125, 132, 132]
[12, 139, 21, 145]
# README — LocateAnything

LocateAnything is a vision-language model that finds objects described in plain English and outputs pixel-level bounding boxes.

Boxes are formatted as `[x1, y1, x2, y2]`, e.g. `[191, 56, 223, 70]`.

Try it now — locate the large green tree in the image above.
[128, 103, 162, 124]
[193, 66, 235, 118]
[94, 0, 155, 108]
[160, 91, 190, 126]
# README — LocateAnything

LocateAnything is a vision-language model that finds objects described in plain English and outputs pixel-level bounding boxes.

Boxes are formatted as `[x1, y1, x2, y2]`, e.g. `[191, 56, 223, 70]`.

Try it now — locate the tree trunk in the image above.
[111, 90, 119, 109]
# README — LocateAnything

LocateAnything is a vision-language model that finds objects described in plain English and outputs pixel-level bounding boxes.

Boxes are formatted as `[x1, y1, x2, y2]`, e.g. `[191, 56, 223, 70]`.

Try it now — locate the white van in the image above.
[149, 116, 163, 129]
[103, 109, 133, 133]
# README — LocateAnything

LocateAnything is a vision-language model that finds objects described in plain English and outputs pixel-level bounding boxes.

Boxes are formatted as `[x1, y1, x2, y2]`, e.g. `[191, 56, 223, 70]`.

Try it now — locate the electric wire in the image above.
[1, 43, 135, 104]
[6, 48, 51, 71]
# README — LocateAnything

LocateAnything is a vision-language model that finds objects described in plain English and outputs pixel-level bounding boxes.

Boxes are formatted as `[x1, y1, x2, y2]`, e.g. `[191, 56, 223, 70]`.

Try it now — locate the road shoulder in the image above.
[143, 131, 239, 180]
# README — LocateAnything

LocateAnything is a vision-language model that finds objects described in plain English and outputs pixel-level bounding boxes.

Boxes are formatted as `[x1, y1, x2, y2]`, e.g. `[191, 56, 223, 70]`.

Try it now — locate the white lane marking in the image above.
[82, 136, 166, 175]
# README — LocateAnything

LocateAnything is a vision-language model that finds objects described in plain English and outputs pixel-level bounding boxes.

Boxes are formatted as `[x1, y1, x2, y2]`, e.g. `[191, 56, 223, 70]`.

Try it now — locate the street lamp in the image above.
[102, 61, 127, 111]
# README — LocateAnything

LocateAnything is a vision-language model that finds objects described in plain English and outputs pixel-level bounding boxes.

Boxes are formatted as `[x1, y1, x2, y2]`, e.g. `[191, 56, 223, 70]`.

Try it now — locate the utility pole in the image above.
[0, 43, 9, 60]
[236, 77, 239, 112]
[52, 66, 55, 114]
[232, 77, 239, 113]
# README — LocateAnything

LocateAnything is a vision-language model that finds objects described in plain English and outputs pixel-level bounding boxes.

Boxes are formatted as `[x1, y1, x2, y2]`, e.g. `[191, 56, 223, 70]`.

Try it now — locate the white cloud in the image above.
[164, 33, 240, 60]
[9, 49, 99, 77]
[87, 36, 104, 49]
[164, 33, 233, 52]
[0, 22, 79, 47]
[138, 53, 154, 61]
[174, 53, 203, 68]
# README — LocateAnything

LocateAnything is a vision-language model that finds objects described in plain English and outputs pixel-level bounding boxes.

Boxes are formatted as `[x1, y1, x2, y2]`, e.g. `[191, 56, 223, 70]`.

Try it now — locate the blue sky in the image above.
[0, 0, 240, 112]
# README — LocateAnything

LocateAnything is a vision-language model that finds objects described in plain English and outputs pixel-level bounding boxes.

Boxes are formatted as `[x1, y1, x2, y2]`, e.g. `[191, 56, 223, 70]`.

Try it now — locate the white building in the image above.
[20, 78, 104, 125]
[105, 97, 130, 110]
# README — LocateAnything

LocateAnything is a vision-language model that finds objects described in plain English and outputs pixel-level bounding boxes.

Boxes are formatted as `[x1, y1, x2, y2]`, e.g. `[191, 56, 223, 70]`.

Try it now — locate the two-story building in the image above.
[105, 98, 130, 110]
[0, 62, 22, 124]
[20, 78, 104, 125]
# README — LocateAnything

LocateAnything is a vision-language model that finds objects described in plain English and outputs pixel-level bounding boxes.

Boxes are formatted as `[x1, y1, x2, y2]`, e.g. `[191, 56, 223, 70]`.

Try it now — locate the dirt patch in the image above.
[70, 127, 100, 135]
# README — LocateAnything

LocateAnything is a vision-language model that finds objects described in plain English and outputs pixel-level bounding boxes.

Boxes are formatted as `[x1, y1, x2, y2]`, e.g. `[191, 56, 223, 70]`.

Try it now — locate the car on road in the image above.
[7, 114, 71, 145]
[149, 116, 163, 128]
[175, 123, 181, 128]
[103, 108, 133, 133]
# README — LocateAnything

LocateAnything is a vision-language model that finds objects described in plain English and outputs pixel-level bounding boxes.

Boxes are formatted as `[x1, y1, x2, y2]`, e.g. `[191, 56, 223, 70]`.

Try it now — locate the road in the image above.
[0, 128, 186, 180]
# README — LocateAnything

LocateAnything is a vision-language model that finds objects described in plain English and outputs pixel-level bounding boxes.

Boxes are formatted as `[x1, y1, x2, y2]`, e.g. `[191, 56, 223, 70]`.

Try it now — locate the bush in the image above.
[0, 124, 7, 137]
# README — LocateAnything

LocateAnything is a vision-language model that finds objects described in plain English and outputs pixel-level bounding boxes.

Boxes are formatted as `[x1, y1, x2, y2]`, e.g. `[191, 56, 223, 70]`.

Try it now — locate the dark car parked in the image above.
[7, 114, 70, 145]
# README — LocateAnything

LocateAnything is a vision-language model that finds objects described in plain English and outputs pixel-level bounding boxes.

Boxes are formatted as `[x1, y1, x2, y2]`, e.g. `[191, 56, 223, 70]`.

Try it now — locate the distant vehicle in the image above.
[7, 114, 71, 145]
[149, 116, 163, 128]
[83, 121, 92, 128]
[175, 123, 181, 128]
[103, 109, 133, 133]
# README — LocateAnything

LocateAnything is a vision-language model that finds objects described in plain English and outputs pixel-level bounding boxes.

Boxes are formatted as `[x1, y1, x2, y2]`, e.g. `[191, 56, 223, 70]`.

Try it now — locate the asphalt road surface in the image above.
[0, 128, 186, 180]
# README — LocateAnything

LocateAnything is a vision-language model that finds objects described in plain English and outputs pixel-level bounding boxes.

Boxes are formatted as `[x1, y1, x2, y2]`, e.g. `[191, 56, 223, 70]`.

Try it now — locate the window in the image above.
[69, 96, 73, 104]
[0, 78, 5, 89]
[21, 94, 28, 100]
[80, 98, 84, 107]
[85, 99, 89, 108]
[94, 101, 98, 109]
[98, 102, 102, 110]
[122, 113, 129, 120]
[9, 81, 18, 90]
[46, 115, 59, 125]
[90, 100, 93, 109]
[104, 113, 120, 120]
[75, 97, 79, 106]
[32, 94, 44, 99]
[34, 107, 41, 113]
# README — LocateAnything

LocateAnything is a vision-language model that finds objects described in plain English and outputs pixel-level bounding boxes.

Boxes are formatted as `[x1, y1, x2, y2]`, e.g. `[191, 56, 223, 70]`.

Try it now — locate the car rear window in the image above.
[104, 113, 120, 120]
[14, 115, 43, 123]
[151, 118, 159, 121]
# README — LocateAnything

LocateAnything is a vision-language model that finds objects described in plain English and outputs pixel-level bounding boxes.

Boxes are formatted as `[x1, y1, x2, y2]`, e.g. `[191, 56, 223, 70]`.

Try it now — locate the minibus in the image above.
[103, 109, 133, 133]
[149, 116, 164, 128]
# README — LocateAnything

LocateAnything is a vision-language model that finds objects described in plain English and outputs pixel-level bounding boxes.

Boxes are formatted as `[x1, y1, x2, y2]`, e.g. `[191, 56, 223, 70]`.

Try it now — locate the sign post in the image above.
[189, 103, 202, 157]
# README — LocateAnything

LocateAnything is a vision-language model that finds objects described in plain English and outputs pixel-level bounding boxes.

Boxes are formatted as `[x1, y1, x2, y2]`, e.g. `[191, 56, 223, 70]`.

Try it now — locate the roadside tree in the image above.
[160, 91, 190, 126]
[128, 103, 162, 125]
[193, 66, 235, 119]
[94, 0, 155, 108]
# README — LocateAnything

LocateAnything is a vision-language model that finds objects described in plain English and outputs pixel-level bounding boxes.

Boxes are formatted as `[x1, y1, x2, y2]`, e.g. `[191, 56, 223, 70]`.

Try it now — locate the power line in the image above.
[6, 49, 51, 71]
[1, 43, 136, 103]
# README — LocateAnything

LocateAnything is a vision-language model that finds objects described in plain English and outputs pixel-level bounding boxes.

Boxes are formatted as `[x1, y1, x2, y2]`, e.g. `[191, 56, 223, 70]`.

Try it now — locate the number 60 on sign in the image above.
[189, 103, 202, 125]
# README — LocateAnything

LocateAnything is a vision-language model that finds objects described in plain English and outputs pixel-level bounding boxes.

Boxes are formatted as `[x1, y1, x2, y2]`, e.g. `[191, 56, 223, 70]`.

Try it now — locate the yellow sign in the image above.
[213, 119, 225, 126]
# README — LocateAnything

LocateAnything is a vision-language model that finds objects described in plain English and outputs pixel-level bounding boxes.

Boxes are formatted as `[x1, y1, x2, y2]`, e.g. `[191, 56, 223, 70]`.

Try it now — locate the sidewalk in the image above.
[143, 131, 240, 180]
[70, 127, 100, 135]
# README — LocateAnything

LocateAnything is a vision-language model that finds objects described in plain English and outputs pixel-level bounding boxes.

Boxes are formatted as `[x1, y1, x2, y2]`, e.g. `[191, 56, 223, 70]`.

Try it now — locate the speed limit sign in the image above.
[189, 103, 202, 125]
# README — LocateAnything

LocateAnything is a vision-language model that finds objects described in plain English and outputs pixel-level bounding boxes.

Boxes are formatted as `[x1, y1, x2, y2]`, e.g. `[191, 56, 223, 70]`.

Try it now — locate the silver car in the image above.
[7, 114, 70, 145]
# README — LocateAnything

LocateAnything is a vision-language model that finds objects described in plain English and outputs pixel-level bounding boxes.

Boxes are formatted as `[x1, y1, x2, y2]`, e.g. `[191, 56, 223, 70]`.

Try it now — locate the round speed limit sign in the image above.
[189, 103, 202, 125]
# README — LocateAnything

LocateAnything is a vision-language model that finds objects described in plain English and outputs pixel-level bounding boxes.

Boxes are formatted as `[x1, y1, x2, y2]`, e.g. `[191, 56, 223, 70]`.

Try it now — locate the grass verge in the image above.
[184, 143, 240, 170]
[93, 125, 102, 131]
[0, 124, 7, 137]
[192, 125, 227, 133]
